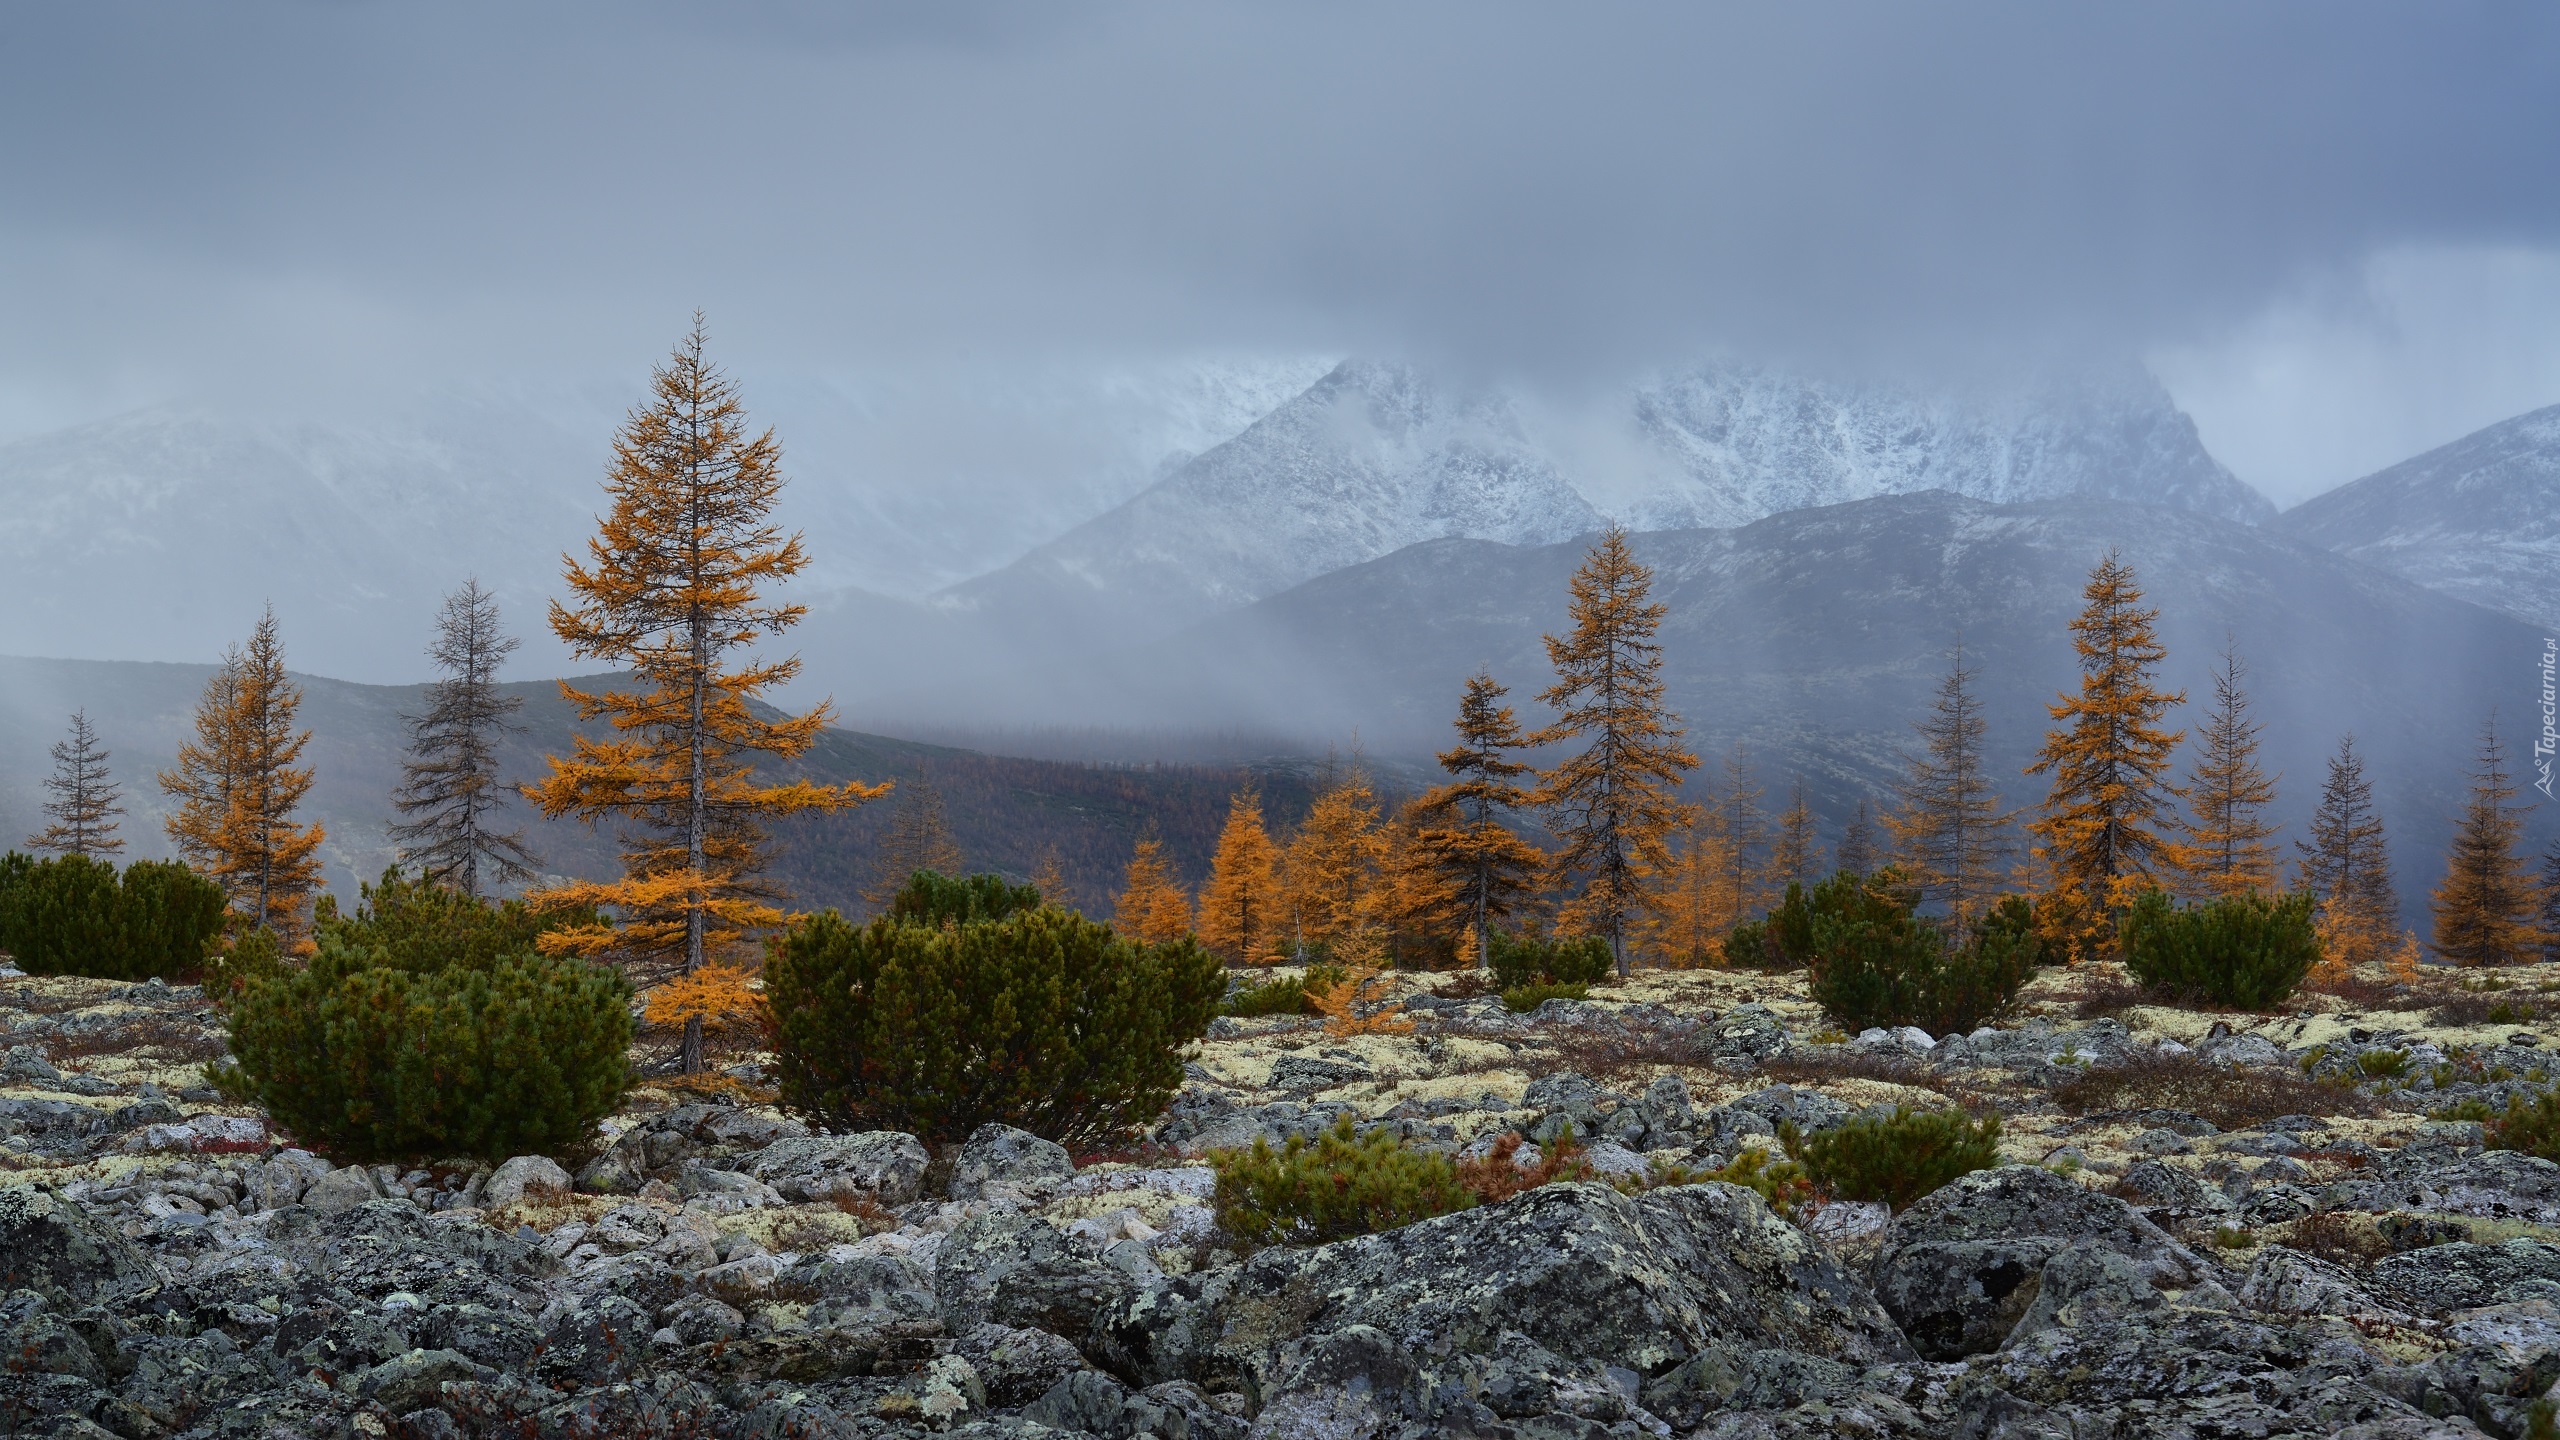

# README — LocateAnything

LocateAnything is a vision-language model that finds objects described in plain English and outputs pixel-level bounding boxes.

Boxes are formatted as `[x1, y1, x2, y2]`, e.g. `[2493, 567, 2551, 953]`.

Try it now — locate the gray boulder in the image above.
[956, 1322, 1093, 1407]
[949, 1123, 1076, 1200]
[783, 1252, 939, 1330]
[1873, 1165, 2218, 1359]
[1094, 1179, 1907, 1416]
[0, 1186, 150, 1310]
[936, 1210, 1134, 1339]
[748, 1131, 930, 1205]
[1704, 1003, 1790, 1065]
[2374, 1239, 2560, 1315]
[480, 1154, 572, 1209]
[2240, 1244, 2399, 1318]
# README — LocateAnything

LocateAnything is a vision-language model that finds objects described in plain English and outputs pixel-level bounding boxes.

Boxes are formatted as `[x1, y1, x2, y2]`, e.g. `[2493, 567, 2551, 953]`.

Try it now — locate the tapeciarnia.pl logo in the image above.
[2539, 637, 2558, 800]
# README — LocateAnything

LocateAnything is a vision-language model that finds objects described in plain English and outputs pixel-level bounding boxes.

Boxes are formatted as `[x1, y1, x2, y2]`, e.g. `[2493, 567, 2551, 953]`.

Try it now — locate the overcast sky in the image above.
[4, 2, 2558, 506]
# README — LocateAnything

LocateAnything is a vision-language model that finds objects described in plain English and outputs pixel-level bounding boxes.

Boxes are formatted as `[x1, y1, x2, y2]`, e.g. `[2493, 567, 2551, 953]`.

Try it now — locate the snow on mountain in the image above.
[948, 358, 2273, 637]
[2273, 402, 2560, 632]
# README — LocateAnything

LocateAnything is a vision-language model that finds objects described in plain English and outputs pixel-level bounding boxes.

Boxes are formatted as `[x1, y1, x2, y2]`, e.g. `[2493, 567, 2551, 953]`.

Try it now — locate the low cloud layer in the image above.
[2, 3, 2557, 494]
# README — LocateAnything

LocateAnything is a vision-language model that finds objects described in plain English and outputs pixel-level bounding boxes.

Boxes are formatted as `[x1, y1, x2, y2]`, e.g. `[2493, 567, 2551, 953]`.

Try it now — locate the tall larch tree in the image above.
[1770, 777, 1819, 896]
[2177, 642, 2281, 901]
[525, 321, 886, 1073]
[1374, 798, 1464, 968]
[1415, 672, 1544, 968]
[1887, 641, 2014, 927]
[160, 608, 326, 943]
[864, 772, 965, 912]
[2432, 716, 2539, 966]
[2297, 734, 2399, 966]
[2024, 551, 2188, 960]
[1835, 798, 1880, 877]
[1531, 527, 1699, 975]
[1115, 835, 1194, 945]
[390, 579, 541, 897]
[1197, 789, 1282, 964]
[26, 710, 125, 857]
[1281, 772, 1385, 965]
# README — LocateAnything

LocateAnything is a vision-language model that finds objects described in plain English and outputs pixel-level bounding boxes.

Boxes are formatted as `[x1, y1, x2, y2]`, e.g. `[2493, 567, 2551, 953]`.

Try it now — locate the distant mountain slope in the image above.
[0, 656, 1310, 914]
[950, 359, 2272, 640]
[2274, 402, 2560, 632]
[1142, 490, 2545, 920]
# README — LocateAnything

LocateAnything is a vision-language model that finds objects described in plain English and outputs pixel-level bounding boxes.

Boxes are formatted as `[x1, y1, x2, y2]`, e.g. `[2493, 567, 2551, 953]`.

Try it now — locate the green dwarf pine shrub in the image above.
[2120, 888, 2319, 1009]
[766, 891, 1225, 1147]
[0, 851, 227, 981]
[1226, 972, 1325, 1017]
[1487, 926, 1614, 990]
[1698, 1146, 1816, 1219]
[214, 875, 630, 1161]
[1801, 872, 2039, 1033]
[1722, 917, 1792, 971]
[1501, 981, 1591, 1013]
[888, 870, 1043, 928]
[1210, 1116, 1476, 1246]
[2490, 1088, 2560, 1163]
[1785, 1106, 2003, 1211]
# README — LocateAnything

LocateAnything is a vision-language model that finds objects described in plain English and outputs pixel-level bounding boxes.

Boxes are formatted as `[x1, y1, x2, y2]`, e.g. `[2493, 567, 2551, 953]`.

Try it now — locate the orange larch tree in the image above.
[1197, 789, 1282, 964]
[160, 607, 327, 945]
[1374, 798, 1465, 969]
[2431, 715, 2539, 966]
[1281, 771, 1385, 966]
[1115, 835, 1195, 945]
[1531, 527, 1699, 975]
[1647, 810, 1738, 967]
[2024, 550, 2188, 961]
[524, 320, 886, 1072]
[1416, 672, 1545, 968]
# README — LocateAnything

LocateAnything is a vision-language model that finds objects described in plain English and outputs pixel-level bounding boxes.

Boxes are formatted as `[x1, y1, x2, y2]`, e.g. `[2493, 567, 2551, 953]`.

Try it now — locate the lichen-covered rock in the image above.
[2240, 1245, 2400, 1318]
[748, 1131, 930, 1205]
[2382, 1299, 2560, 1439]
[297, 1163, 382, 1216]
[1874, 1165, 2219, 1359]
[951, 1123, 1077, 1200]
[1095, 1179, 1906, 1418]
[2343, 1149, 2560, 1227]
[937, 1209, 1134, 1338]
[1704, 1003, 1790, 1065]
[958, 1322, 1094, 1407]
[0, 1186, 150, 1310]
[2373, 1238, 2560, 1316]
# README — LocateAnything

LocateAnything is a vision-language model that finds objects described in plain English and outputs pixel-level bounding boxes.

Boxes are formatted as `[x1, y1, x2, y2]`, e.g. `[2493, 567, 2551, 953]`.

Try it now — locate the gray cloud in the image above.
[2, 3, 2557, 454]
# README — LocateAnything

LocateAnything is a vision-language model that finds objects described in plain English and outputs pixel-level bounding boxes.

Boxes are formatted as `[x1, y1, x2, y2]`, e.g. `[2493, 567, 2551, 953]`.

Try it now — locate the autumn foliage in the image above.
[1196, 789, 1283, 964]
[1531, 527, 1698, 973]
[160, 606, 327, 947]
[1114, 836, 1195, 944]
[523, 321, 885, 1069]
[2025, 551, 2189, 961]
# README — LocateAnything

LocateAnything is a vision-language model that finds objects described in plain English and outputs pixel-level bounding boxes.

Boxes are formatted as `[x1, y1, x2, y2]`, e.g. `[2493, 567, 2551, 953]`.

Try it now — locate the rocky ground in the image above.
[11, 957, 2560, 1438]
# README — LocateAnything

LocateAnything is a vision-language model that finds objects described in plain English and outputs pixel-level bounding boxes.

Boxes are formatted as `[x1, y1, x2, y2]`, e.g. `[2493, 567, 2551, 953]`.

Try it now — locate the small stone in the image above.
[481, 1154, 573, 1208]
[301, 1165, 384, 1217]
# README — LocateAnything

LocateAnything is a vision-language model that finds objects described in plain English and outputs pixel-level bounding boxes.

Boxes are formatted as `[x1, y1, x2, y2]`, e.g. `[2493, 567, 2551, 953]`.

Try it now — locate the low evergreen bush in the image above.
[215, 874, 631, 1161]
[1487, 926, 1613, 989]
[1696, 1146, 1814, 1219]
[1721, 916, 1792, 971]
[2120, 888, 2319, 1009]
[0, 851, 227, 981]
[1225, 974, 1318, 1016]
[1784, 1105, 2003, 1211]
[2491, 1088, 2560, 1163]
[888, 870, 1042, 928]
[1800, 873, 2039, 1033]
[766, 883, 1225, 1146]
[1500, 981, 1590, 1012]
[1211, 1116, 1476, 1246]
